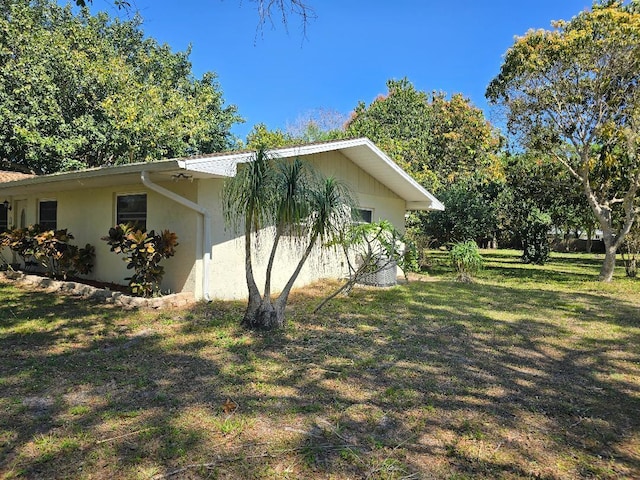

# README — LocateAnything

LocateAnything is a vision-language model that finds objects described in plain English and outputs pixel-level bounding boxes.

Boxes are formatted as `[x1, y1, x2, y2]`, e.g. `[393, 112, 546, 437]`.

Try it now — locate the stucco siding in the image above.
[1, 180, 199, 295]
[197, 150, 407, 301]
[309, 151, 407, 231]
[1, 149, 412, 300]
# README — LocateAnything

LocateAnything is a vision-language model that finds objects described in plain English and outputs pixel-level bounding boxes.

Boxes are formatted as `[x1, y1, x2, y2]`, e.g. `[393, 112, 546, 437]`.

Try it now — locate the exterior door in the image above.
[14, 200, 27, 229]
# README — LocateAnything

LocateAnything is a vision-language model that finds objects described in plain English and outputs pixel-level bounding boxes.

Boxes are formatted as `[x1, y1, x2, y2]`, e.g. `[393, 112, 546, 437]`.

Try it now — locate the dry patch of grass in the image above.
[1, 250, 639, 479]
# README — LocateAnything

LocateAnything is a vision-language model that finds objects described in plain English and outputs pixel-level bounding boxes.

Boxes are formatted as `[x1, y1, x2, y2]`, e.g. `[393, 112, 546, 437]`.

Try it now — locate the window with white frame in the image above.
[39, 200, 57, 230]
[117, 194, 147, 230]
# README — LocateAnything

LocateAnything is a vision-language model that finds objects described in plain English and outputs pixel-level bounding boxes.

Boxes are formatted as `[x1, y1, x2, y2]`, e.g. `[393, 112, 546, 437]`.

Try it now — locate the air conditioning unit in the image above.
[357, 257, 397, 287]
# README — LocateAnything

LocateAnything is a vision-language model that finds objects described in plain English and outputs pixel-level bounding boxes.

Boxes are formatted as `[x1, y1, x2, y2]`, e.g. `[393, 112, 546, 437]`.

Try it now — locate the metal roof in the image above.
[0, 138, 444, 211]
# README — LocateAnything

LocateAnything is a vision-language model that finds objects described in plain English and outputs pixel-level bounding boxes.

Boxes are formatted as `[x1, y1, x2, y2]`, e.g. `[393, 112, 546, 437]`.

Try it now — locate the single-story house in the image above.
[0, 138, 443, 300]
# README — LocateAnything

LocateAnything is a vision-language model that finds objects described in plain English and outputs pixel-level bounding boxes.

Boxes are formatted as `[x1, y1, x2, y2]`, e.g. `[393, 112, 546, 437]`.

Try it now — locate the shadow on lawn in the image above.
[1, 278, 639, 479]
[300, 282, 640, 478]
[423, 249, 609, 284]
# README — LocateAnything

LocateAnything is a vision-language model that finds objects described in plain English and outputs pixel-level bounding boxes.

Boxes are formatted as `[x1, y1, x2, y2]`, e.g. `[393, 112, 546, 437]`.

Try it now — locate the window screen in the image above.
[39, 200, 57, 230]
[117, 194, 147, 230]
[355, 208, 373, 224]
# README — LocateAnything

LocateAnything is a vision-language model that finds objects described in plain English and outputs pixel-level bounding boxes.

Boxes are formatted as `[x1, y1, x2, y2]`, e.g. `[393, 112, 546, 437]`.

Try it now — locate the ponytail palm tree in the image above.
[223, 148, 353, 329]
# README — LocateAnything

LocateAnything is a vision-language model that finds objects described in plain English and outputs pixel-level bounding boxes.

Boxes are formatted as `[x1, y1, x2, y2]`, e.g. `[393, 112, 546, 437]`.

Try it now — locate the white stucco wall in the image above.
[198, 150, 407, 300]
[1, 180, 199, 295]
[309, 151, 407, 231]
[1, 150, 409, 300]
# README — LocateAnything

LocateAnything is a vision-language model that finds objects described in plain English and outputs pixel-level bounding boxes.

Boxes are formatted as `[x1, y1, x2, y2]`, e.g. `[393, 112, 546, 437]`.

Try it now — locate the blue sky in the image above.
[89, 0, 593, 140]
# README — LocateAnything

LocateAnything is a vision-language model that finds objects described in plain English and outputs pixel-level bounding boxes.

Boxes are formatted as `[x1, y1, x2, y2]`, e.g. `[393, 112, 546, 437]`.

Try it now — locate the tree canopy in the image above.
[0, 0, 241, 174]
[345, 78, 503, 249]
[501, 153, 595, 241]
[245, 111, 345, 150]
[486, 0, 640, 280]
[346, 78, 502, 193]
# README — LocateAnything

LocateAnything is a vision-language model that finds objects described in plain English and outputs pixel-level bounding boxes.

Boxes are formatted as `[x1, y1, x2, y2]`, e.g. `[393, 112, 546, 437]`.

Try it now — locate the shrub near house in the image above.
[0, 225, 94, 279]
[103, 223, 179, 298]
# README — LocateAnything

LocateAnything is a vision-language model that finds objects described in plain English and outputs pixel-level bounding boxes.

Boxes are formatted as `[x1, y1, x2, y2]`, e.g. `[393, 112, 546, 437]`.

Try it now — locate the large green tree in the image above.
[500, 153, 596, 250]
[421, 177, 502, 247]
[486, 1, 640, 281]
[245, 123, 295, 150]
[245, 111, 346, 150]
[0, 0, 240, 174]
[347, 78, 502, 247]
[223, 150, 352, 330]
[346, 78, 502, 193]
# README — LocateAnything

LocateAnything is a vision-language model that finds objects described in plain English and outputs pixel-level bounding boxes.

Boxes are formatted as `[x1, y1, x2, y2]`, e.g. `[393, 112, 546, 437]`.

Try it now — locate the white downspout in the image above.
[141, 171, 212, 302]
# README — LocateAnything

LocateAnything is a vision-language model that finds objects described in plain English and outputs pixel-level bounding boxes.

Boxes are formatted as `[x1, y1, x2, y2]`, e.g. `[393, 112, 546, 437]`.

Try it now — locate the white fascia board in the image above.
[266, 138, 371, 159]
[406, 201, 441, 211]
[0, 160, 183, 191]
[354, 139, 445, 211]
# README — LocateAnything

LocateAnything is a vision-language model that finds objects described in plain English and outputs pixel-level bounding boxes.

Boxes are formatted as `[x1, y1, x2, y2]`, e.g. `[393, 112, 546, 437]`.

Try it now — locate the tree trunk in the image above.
[262, 229, 282, 300]
[242, 222, 263, 328]
[272, 233, 319, 322]
[626, 258, 637, 278]
[243, 297, 284, 330]
[242, 228, 308, 330]
[586, 231, 593, 254]
[599, 240, 617, 282]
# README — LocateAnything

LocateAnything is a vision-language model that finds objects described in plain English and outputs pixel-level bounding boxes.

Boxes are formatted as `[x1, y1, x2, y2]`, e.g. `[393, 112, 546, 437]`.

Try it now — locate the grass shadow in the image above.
[1, 249, 639, 478]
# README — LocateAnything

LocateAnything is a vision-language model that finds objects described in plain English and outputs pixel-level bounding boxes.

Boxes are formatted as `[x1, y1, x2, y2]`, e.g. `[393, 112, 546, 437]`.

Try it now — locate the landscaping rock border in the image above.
[0, 271, 195, 309]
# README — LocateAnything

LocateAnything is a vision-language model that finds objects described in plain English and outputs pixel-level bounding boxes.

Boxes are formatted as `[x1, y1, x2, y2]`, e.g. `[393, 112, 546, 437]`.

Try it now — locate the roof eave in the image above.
[407, 201, 444, 211]
[0, 138, 445, 212]
[0, 160, 189, 194]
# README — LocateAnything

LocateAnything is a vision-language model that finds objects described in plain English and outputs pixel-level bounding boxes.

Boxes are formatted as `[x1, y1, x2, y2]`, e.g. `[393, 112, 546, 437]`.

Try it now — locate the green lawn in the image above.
[1, 250, 639, 479]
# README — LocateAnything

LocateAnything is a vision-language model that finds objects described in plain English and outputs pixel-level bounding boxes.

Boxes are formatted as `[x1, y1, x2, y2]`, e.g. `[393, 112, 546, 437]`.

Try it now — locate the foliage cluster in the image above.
[498, 153, 596, 248]
[418, 152, 600, 256]
[486, 0, 640, 280]
[245, 115, 345, 150]
[0, 0, 241, 174]
[102, 223, 178, 297]
[449, 240, 483, 282]
[0, 225, 94, 278]
[520, 208, 552, 265]
[314, 220, 419, 312]
[419, 177, 502, 247]
[346, 78, 502, 193]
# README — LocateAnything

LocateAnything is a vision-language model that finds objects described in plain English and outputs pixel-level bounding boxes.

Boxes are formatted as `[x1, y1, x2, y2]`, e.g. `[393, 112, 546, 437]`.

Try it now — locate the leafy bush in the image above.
[449, 240, 483, 282]
[398, 236, 420, 277]
[521, 208, 552, 265]
[314, 220, 417, 313]
[421, 179, 501, 248]
[0, 225, 94, 278]
[102, 223, 179, 297]
[0, 230, 12, 268]
[2, 225, 40, 266]
[622, 224, 640, 278]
